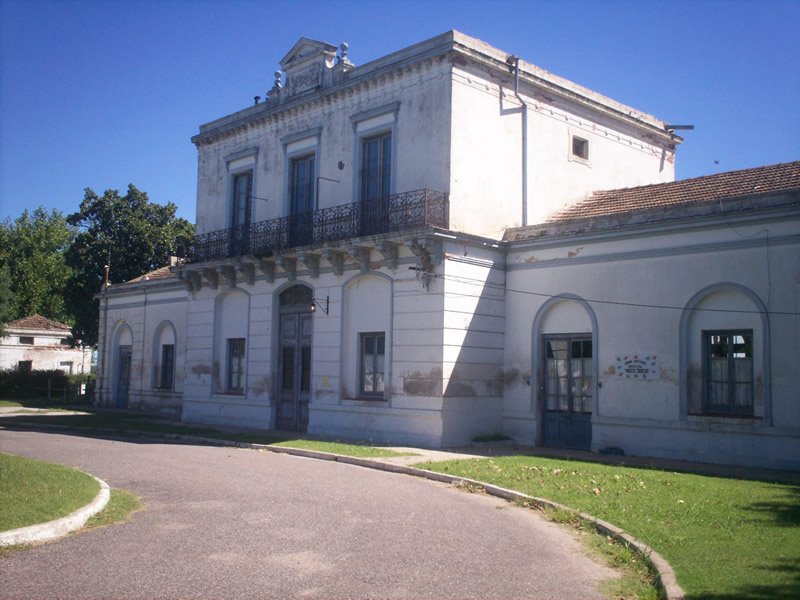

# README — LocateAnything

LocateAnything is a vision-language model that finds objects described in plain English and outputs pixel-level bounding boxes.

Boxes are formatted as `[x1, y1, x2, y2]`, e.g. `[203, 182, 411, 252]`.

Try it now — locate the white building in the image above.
[95, 31, 800, 469]
[1, 315, 92, 375]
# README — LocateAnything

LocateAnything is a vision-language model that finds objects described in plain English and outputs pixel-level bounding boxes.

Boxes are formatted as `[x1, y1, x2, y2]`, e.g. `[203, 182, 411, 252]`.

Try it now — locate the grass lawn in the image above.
[85, 489, 141, 529]
[0, 453, 100, 531]
[2, 411, 416, 458]
[417, 455, 800, 599]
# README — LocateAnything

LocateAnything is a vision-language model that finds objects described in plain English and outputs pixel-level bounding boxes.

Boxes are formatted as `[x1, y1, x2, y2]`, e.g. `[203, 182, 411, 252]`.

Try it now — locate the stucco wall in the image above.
[449, 61, 675, 235]
[97, 285, 187, 413]
[195, 58, 453, 237]
[503, 208, 800, 468]
[0, 332, 91, 375]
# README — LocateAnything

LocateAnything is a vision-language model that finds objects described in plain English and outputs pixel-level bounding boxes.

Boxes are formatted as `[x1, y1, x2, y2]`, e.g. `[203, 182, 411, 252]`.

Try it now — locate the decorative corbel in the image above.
[404, 236, 442, 270]
[202, 268, 219, 290]
[375, 241, 398, 270]
[218, 266, 237, 289]
[237, 262, 256, 286]
[186, 271, 202, 293]
[297, 253, 320, 278]
[320, 249, 345, 276]
[348, 245, 371, 273]
[259, 259, 275, 283]
[275, 256, 296, 281]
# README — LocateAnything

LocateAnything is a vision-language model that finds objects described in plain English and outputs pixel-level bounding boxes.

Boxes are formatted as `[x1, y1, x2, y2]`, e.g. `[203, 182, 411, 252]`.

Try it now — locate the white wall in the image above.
[449, 61, 675, 236]
[0, 331, 91, 375]
[195, 59, 453, 236]
[503, 208, 800, 468]
[97, 285, 187, 413]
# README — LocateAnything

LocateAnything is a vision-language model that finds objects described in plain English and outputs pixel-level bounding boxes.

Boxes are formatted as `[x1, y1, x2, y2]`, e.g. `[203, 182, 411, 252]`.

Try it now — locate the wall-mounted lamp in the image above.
[311, 295, 329, 315]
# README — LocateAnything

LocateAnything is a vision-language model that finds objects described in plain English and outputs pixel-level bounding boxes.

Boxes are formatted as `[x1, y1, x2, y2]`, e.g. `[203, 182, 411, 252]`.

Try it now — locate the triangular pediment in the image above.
[280, 38, 337, 70]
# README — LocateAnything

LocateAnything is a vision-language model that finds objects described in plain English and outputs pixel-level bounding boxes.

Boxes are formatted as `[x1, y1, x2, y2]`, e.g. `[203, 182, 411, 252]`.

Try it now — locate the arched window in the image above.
[342, 274, 392, 400]
[280, 284, 313, 307]
[214, 288, 250, 394]
[680, 283, 769, 422]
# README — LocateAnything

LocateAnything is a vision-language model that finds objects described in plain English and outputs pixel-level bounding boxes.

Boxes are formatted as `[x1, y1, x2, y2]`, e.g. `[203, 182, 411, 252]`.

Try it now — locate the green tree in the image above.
[0, 207, 76, 327]
[65, 184, 194, 345]
[0, 268, 16, 337]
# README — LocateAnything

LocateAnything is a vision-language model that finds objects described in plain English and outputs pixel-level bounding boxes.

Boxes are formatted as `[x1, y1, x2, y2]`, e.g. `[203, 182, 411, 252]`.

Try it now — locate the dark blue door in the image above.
[543, 337, 592, 450]
[115, 346, 132, 408]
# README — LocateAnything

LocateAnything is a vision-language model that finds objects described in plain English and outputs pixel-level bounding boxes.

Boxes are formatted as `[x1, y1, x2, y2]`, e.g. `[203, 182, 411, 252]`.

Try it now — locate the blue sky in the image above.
[1, 0, 798, 223]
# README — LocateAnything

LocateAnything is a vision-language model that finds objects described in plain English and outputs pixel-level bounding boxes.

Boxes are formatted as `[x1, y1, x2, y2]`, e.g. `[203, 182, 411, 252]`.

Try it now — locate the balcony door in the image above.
[359, 132, 391, 236]
[277, 285, 313, 431]
[289, 155, 315, 247]
[230, 171, 252, 256]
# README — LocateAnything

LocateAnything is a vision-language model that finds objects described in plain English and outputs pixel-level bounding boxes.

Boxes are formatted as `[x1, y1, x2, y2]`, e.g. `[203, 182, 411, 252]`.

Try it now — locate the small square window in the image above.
[572, 136, 589, 160]
[19, 336, 34, 345]
[18, 360, 32, 373]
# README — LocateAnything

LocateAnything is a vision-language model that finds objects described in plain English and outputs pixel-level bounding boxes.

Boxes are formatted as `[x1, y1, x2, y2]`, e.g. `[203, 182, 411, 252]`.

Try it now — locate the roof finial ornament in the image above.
[268, 69, 283, 101]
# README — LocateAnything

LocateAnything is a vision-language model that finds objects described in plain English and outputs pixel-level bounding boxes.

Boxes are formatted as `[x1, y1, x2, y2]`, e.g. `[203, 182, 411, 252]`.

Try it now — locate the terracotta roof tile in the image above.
[547, 161, 800, 223]
[124, 265, 175, 284]
[6, 315, 72, 332]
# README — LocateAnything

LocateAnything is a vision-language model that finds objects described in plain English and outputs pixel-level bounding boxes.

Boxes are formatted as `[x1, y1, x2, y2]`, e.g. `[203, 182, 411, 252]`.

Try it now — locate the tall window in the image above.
[231, 172, 252, 228]
[289, 155, 315, 246]
[158, 344, 175, 390]
[360, 332, 385, 396]
[705, 331, 753, 415]
[230, 172, 252, 256]
[227, 338, 246, 393]
[360, 132, 391, 201]
[290, 155, 315, 215]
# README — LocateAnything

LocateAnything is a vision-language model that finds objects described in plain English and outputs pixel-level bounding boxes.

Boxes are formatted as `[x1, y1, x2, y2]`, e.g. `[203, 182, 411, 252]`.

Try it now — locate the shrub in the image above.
[0, 368, 94, 403]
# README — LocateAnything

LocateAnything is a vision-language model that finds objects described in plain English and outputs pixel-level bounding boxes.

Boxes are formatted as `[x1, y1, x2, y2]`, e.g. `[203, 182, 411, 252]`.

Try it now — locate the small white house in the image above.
[94, 31, 800, 469]
[0, 315, 91, 375]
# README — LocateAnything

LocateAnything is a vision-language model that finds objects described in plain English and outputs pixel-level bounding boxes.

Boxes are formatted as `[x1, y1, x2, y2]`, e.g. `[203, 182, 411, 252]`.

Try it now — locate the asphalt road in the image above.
[0, 429, 617, 599]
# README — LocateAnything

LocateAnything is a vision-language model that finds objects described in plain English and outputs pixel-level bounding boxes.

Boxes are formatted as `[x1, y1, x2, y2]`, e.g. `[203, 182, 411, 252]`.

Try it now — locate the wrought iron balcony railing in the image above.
[189, 188, 448, 263]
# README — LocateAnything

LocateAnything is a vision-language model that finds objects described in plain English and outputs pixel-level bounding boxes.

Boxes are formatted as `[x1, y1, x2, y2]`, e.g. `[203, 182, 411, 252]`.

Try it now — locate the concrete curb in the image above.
[0, 473, 111, 547]
[1, 422, 685, 598]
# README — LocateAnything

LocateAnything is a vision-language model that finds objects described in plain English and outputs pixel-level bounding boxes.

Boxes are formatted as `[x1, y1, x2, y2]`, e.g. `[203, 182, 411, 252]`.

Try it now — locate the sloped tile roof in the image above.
[7, 315, 71, 332]
[124, 266, 175, 284]
[547, 161, 800, 223]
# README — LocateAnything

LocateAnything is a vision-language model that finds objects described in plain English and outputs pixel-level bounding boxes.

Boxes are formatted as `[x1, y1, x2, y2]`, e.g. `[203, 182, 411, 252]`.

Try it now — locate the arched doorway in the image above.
[533, 295, 597, 450]
[277, 284, 313, 431]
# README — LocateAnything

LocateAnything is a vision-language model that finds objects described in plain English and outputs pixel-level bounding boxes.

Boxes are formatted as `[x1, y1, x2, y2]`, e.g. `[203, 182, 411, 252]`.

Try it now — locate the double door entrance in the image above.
[542, 336, 592, 450]
[277, 286, 313, 431]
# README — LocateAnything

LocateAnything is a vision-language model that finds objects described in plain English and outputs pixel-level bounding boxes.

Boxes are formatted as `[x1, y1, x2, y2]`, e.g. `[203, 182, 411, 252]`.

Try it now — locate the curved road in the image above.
[0, 430, 617, 599]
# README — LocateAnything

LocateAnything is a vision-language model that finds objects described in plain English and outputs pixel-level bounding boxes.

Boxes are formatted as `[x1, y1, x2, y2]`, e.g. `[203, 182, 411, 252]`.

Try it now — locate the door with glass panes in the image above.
[543, 336, 593, 449]
[277, 286, 313, 431]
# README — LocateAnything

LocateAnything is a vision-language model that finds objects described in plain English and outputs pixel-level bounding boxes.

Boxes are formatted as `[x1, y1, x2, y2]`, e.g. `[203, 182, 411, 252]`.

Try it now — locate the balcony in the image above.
[190, 188, 448, 264]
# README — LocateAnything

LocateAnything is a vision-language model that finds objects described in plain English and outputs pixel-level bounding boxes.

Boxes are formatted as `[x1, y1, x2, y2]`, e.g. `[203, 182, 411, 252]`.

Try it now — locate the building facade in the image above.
[95, 32, 800, 469]
[1, 315, 92, 375]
